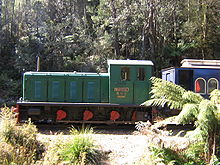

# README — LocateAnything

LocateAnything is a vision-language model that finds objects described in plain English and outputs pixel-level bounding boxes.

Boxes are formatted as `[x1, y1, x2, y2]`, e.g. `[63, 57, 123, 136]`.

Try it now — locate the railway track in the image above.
[36, 122, 195, 135]
[36, 123, 137, 135]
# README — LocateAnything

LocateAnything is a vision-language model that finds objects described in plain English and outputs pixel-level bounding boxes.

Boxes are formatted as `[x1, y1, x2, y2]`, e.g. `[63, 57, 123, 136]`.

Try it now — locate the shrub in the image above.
[60, 126, 104, 165]
[0, 106, 44, 164]
[149, 145, 185, 165]
[149, 144, 206, 165]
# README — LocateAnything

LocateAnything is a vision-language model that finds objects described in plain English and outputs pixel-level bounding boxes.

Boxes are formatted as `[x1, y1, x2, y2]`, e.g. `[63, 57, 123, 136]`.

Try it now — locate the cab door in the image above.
[110, 66, 133, 104]
[134, 67, 151, 104]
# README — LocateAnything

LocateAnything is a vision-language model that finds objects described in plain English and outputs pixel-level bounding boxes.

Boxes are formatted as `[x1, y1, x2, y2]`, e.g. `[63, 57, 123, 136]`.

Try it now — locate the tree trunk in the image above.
[202, 0, 207, 59]
[147, 0, 157, 62]
[0, 0, 2, 30]
[110, 0, 120, 58]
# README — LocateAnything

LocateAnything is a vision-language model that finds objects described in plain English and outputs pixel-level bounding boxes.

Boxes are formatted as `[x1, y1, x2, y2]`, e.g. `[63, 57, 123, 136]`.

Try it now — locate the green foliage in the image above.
[176, 103, 199, 124]
[182, 91, 203, 104]
[149, 143, 206, 165]
[0, 106, 44, 164]
[1, 0, 220, 102]
[142, 77, 202, 109]
[0, 72, 21, 103]
[150, 147, 183, 165]
[60, 126, 104, 165]
[149, 146, 185, 165]
[210, 89, 220, 104]
[145, 77, 220, 163]
[183, 141, 206, 165]
[196, 100, 218, 136]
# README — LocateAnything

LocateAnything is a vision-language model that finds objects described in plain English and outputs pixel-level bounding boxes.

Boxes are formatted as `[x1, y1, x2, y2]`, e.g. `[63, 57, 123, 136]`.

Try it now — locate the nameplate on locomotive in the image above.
[114, 87, 129, 92]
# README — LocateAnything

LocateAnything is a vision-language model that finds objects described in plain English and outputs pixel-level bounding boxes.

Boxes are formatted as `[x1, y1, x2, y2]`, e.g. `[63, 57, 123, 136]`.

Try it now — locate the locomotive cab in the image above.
[108, 60, 153, 105]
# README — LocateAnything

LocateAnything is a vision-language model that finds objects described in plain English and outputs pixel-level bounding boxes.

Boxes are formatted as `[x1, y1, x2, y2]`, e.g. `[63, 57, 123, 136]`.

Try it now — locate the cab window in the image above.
[195, 78, 206, 94]
[121, 67, 130, 81]
[207, 78, 218, 94]
[137, 68, 145, 81]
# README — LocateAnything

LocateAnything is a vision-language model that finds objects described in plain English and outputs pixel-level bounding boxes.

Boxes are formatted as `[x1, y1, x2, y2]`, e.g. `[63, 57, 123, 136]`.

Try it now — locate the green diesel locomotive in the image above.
[16, 60, 153, 124]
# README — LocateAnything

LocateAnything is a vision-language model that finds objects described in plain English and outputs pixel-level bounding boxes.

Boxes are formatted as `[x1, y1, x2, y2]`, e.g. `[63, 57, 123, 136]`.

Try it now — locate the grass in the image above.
[41, 125, 107, 165]
[59, 126, 105, 165]
[0, 106, 44, 164]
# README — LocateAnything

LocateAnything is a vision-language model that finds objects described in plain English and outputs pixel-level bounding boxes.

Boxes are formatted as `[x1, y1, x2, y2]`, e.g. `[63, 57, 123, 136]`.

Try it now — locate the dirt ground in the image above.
[37, 126, 150, 165]
[37, 124, 189, 165]
[93, 134, 149, 165]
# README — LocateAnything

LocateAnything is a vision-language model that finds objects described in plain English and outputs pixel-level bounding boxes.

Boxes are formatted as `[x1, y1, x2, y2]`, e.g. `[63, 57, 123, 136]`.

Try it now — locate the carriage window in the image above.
[207, 78, 218, 94]
[121, 67, 130, 81]
[137, 68, 145, 81]
[195, 78, 206, 94]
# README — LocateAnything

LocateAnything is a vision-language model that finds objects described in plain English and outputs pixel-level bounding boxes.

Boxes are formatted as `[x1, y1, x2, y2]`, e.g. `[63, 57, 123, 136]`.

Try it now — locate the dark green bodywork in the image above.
[109, 64, 153, 105]
[22, 60, 153, 105]
[23, 72, 109, 103]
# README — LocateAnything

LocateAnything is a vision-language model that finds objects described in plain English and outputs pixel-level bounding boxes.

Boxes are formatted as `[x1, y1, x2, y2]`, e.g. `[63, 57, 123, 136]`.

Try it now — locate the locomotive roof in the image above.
[107, 59, 153, 66]
[24, 72, 109, 77]
[181, 59, 220, 69]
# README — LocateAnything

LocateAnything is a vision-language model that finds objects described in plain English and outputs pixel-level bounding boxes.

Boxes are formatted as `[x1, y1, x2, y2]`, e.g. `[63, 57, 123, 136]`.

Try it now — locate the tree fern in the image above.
[143, 77, 220, 163]
[210, 89, 220, 104]
[195, 100, 218, 137]
[176, 103, 199, 124]
[142, 77, 187, 109]
[182, 91, 203, 104]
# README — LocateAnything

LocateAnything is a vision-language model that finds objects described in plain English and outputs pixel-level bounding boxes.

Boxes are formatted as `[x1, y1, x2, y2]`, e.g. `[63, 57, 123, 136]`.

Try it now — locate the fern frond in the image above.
[195, 100, 218, 137]
[215, 105, 220, 123]
[210, 89, 220, 104]
[185, 127, 204, 141]
[176, 104, 199, 124]
[142, 98, 170, 107]
[182, 91, 203, 104]
[150, 77, 186, 99]
[149, 77, 187, 108]
[142, 98, 183, 109]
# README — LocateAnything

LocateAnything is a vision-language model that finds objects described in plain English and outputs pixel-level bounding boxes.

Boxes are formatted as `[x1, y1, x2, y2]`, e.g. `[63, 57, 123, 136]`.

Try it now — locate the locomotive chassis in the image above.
[17, 101, 152, 124]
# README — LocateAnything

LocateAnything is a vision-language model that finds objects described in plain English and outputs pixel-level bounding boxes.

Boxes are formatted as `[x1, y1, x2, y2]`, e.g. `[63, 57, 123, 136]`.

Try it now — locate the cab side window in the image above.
[207, 78, 218, 94]
[137, 68, 145, 81]
[121, 67, 130, 81]
[195, 78, 206, 94]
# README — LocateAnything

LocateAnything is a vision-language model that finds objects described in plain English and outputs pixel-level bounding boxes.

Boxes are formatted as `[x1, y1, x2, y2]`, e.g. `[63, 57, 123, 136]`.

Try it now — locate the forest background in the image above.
[0, 0, 220, 103]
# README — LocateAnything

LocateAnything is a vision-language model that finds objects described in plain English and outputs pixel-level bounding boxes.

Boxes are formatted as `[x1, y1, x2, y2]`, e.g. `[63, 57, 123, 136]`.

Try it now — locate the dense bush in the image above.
[0, 106, 44, 164]
[0, 107, 106, 164]
[142, 77, 220, 164]
[149, 144, 206, 165]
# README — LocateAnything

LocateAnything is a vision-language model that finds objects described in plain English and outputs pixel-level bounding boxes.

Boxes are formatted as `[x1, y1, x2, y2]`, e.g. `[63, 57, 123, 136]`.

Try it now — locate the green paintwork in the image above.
[109, 64, 153, 104]
[66, 77, 83, 102]
[23, 74, 47, 101]
[110, 81, 133, 104]
[83, 78, 100, 102]
[48, 75, 65, 102]
[22, 60, 152, 105]
[101, 77, 109, 102]
[23, 72, 109, 103]
[133, 66, 152, 104]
